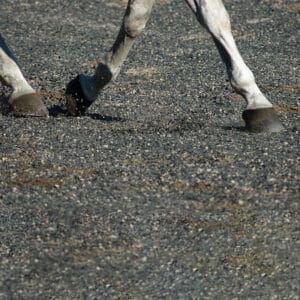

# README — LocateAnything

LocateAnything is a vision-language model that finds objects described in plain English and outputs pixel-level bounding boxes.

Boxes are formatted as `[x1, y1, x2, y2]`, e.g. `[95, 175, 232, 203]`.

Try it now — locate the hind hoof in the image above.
[10, 93, 48, 117]
[242, 107, 284, 133]
[65, 75, 93, 116]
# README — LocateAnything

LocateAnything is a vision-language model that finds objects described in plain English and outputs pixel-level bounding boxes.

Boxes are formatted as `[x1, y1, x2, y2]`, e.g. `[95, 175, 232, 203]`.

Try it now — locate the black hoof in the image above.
[65, 75, 93, 116]
[10, 93, 49, 117]
[242, 107, 284, 133]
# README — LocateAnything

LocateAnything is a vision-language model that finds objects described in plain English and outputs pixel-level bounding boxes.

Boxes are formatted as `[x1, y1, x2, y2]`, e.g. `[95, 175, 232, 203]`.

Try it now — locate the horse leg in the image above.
[184, 0, 283, 132]
[0, 35, 48, 116]
[66, 0, 155, 116]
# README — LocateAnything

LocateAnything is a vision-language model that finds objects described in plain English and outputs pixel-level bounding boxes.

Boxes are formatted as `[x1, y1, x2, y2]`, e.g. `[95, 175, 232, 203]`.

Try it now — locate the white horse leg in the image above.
[0, 35, 48, 116]
[66, 0, 155, 116]
[185, 0, 283, 132]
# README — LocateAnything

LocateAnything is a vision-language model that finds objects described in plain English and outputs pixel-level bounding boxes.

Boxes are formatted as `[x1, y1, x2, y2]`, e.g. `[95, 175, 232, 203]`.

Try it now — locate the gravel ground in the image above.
[0, 0, 299, 299]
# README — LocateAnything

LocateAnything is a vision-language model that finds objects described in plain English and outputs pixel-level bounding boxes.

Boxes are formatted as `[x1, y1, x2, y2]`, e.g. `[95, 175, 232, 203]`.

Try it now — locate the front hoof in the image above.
[65, 75, 93, 116]
[10, 93, 49, 117]
[242, 107, 284, 133]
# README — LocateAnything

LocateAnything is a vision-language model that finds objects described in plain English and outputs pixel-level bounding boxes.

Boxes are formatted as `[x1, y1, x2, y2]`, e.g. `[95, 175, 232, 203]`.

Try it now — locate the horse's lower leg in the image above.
[66, 0, 155, 116]
[0, 35, 48, 116]
[185, 0, 283, 132]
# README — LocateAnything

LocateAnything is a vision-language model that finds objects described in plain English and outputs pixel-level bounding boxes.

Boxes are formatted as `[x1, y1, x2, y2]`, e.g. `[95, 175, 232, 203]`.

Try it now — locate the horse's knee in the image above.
[124, 1, 153, 38]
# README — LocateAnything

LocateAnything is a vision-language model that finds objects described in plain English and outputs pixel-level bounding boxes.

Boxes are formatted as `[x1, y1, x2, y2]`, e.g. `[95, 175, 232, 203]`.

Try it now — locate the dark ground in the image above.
[0, 0, 299, 299]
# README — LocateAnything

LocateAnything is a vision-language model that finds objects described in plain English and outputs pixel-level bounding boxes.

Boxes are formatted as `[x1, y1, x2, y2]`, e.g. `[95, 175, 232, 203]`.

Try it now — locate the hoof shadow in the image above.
[86, 113, 125, 122]
[48, 105, 68, 117]
[47, 106, 125, 123]
[222, 125, 246, 132]
[49, 107, 125, 123]
[0, 95, 11, 116]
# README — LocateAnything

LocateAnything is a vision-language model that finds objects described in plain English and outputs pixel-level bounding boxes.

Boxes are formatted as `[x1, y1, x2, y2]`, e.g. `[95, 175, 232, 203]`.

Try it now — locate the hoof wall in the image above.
[10, 93, 48, 117]
[65, 75, 93, 116]
[242, 108, 284, 133]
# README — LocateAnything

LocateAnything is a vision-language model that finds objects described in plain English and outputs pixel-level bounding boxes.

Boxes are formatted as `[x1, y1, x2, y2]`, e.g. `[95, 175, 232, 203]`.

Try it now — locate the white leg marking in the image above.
[185, 0, 273, 110]
[0, 36, 35, 103]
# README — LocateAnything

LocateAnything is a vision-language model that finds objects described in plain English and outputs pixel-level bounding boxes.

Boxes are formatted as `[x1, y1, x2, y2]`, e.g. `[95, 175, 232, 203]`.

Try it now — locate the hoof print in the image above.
[65, 75, 93, 116]
[242, 107, 284, 133]
[10, 93, 49, 117]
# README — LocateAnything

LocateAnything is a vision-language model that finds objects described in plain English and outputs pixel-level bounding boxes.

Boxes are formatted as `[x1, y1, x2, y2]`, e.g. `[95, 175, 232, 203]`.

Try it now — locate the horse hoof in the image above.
[10, 93, 49, 117]
[242, 107, 284, 133]
[65, 75, 93, 116]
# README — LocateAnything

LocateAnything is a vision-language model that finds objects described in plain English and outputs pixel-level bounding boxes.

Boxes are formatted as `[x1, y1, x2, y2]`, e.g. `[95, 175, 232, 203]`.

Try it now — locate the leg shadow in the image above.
[222, 125, 246, 132]
[49, 105, 125, 123]
[86, 113, 125, 122]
